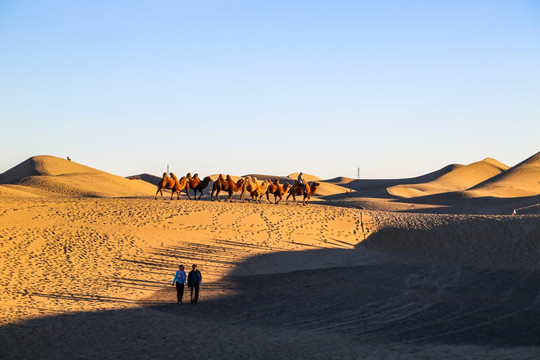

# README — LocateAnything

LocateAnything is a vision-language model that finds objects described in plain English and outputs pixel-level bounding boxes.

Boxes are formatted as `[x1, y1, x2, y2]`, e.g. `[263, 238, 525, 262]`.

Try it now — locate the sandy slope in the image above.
[0, 197, 538, 359]
[387, 158, 509, 198]
[0, 156, 156, 198]
[0, 154, 539, 359]
[468, 151, 540, 197]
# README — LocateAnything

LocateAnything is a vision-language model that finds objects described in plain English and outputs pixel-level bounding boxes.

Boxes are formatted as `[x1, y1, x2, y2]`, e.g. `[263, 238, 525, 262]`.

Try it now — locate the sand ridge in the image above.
[387, 158, 510, 198]
[0, 153, 539, 358]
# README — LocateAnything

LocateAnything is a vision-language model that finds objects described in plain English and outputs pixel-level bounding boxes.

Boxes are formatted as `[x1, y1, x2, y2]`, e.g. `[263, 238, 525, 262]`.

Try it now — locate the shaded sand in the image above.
[0, 197, 538, 359]
[1, 153, 539, 359]
[324, 176, 356, 185]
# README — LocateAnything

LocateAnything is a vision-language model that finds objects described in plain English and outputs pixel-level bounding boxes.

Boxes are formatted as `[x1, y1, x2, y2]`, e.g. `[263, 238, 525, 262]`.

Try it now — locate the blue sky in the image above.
[1, 1, 539, 179]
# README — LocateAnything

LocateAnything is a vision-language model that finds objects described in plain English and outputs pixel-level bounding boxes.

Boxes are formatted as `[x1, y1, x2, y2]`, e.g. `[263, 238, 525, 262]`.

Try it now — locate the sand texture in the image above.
[0, 154, 539, 359]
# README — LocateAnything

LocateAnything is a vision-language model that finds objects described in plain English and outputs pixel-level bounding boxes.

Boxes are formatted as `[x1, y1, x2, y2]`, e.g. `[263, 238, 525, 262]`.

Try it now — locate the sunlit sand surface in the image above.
[0, 154, 538, 359]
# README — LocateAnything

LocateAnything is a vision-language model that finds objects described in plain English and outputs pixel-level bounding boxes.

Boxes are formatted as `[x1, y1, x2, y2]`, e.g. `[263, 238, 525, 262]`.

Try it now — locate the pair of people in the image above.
[172, 264, 202, 304]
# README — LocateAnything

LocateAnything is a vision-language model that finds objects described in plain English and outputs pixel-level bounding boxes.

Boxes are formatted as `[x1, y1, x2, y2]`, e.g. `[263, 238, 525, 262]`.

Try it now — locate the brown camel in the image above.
[211, 174, 246, 202]
[171, 174, 190, 200]
[191, 176, 212, 200]
[286, 180, 320, 205]
[156, 172, 189, 200]
[265, 179, 292, 204]
[186, 173, 201, 200]
[155, 172, 175, 200]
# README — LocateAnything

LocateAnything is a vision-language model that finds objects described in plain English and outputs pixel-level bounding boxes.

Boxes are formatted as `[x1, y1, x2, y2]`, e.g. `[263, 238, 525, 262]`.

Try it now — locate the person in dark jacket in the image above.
[187, 264, 202, 304]
[172, 265, 186, 303]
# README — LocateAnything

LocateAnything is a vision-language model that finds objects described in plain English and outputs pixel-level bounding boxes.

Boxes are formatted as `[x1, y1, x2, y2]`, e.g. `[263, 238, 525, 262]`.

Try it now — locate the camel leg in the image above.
[286, 192, 295, 204]
[228, 190, 233, 203]
[216, 189, 221, 202]
[185, 188, 192, 200]
[275, 194, 282, 204]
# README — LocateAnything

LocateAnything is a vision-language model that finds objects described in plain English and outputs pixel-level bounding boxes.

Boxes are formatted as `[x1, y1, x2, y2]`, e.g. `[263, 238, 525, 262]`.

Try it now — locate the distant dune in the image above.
[324, 176, 356, 185]
[388, 158, 509, 198]
[1, 152, 539, 207]
[467, 151, 540, 198]
[288, 172, 322, 182]
[0, 155, 155, 198]
[126, 173, 162, 186]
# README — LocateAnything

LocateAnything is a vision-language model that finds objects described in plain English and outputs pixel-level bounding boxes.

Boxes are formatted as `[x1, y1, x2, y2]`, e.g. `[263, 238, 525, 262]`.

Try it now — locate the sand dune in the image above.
[0, 156, 156, 198]
[323, 176, 356, 185]
[467, 151, 540, 197]
[127, 173, 163, 186]
[1, 153, 539, 359]
[288, 172, 322, 182]
[387, 158, 509, 198]
[0, 196, 538, 359]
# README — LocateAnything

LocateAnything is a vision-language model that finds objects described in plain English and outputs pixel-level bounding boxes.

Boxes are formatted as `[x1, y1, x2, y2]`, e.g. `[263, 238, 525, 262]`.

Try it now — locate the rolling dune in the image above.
[0, 153, 539, 359]
[387, 158, 509, 198]
[468, 151, 540, 197]
[0, 156, 156, 198]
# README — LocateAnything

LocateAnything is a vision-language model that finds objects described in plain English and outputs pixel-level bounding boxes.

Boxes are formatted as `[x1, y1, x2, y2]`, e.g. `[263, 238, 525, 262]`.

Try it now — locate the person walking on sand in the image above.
[187, 264, 202, 304]
[172, 265, 186, 303]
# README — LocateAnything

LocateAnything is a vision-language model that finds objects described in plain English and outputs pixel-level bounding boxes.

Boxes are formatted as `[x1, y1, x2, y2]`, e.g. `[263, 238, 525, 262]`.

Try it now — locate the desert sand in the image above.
[0, 154, 539, 359]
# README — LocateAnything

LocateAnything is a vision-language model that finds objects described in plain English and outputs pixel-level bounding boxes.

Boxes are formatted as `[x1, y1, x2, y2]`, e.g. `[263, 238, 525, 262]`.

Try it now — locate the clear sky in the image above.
[1, 1, 539, 179]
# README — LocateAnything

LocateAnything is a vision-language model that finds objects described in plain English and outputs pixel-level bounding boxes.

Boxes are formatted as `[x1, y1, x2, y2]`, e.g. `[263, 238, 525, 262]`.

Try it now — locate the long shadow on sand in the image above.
[1, 247, 539, 358]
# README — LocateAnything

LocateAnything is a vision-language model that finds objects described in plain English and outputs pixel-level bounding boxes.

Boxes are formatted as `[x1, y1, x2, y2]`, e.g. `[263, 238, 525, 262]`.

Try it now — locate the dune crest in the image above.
[0, 155, 155, 198]
[467, 151, 540, 197]
[387, 158, 509, 198]
[288, 172, 322, 182]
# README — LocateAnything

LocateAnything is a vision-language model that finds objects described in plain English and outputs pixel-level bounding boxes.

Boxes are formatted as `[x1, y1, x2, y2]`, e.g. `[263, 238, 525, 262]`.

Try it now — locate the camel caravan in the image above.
[155, 172, 319, 205]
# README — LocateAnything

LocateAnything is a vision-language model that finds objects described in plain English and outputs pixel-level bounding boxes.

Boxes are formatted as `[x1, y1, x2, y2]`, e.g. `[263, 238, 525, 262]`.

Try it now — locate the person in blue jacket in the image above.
[187, 264, 202, 304]
[172, 265, 186, 303]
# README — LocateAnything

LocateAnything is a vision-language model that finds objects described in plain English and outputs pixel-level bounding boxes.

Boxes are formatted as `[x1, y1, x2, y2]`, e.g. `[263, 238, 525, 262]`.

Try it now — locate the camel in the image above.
[240, 176, 262, 202]
[171, 174, 190, 200]
[211, 174, 246, 202]
[191, 176, 212, 200]
[286, 180, 320, 205]
[155, 172, 190, 200]
[155, 172, 175, 200]
[254, 179, 271, 201]
[265, 179, 292, 204]
[186, 173, 201, 200]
